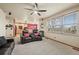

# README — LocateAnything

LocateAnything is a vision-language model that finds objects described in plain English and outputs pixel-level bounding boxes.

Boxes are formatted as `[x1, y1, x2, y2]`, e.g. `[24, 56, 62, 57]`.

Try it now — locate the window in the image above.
[47, 11, 77, 35]
[63, 13, 76, 25]
[54, 17, 63, 32]
[51, 20, 55, 32]
[54, 18, 62, 26]
[63, 13, 77, 33]
[48, 20, 52, 31]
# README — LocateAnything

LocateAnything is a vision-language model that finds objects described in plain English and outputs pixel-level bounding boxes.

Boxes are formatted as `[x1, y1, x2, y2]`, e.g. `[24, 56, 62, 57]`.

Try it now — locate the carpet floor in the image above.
[12, 38, 79, 55]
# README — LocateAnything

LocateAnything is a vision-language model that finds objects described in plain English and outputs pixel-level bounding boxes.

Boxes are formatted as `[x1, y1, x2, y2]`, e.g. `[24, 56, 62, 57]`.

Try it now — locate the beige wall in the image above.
[0, 9, 6, 36]
[42, 5, 79, 47]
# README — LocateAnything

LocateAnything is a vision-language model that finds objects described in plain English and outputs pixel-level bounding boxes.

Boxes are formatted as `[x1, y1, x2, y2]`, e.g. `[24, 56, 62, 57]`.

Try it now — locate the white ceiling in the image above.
[0, 3, 78, 20]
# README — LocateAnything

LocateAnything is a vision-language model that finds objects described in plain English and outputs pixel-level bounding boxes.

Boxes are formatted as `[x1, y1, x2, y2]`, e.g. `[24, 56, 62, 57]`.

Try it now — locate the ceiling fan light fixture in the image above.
[34, 11, 37, 14]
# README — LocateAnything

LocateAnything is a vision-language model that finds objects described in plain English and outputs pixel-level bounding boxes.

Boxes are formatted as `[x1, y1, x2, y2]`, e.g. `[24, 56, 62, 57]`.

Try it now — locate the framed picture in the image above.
[18, 26, 22, 29]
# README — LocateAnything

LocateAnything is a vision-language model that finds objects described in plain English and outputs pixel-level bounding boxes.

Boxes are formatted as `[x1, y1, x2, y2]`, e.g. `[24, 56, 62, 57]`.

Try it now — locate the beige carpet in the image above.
[12, 38, 79, 55]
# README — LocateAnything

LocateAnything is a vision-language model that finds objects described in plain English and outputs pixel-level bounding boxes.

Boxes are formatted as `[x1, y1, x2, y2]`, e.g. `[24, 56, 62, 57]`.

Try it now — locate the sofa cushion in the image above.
[34, 33, 40, 36]
[24, 33, 29, 37]
[0, 36, 7, 47]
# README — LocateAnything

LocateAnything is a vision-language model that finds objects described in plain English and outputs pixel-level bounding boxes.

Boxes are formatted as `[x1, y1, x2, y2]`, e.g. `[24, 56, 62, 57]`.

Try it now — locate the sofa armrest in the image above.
[0, 39, 15, 55]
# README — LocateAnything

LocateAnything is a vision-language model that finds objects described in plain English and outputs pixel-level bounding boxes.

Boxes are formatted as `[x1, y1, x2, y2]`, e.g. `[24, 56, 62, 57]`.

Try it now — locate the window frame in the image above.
[47, 11, 78, 36]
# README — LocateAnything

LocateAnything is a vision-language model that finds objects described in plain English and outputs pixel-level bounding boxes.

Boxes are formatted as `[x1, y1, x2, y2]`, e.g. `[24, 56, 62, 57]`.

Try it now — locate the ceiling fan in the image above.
[24, 3, 47, 16]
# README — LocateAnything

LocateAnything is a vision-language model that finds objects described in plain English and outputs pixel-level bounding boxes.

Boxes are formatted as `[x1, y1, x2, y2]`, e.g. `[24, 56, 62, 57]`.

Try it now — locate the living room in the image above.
[0, 3, 79, 55]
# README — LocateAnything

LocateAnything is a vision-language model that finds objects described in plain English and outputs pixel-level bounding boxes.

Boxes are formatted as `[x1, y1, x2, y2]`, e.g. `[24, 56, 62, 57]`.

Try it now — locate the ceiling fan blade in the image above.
[38, 10, 47, 12]
[35, 3, 38, 8]
[24, 8, 33, 11]
[37, 13, 41, 16]
[30, 12, 34, 15]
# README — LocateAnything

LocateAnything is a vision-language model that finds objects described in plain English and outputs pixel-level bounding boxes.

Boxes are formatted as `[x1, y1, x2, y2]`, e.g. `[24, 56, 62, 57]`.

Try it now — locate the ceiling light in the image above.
[34, 11, 37, 14]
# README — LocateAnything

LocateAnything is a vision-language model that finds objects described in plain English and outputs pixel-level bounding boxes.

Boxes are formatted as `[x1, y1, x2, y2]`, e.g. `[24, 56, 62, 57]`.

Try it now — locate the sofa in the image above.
[0, 36, 15, 55]
[31, 29, 42, 41]
[20, 29, 42, 44]
[20, 30, 32, 44]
